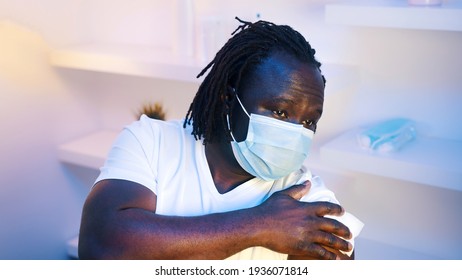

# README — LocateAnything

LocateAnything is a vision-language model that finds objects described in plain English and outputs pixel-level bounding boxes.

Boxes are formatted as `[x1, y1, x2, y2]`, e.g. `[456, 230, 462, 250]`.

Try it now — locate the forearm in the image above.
[80, 206, 264, 260]
[79, 180, 353, 260]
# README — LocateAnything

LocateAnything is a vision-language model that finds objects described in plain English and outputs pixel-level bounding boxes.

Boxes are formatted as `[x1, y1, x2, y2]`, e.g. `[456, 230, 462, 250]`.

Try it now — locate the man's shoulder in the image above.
[126, 115, 190, 140]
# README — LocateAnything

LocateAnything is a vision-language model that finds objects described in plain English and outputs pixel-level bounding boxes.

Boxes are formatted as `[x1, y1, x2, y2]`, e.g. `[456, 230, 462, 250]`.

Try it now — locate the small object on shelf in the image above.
[135, 102, 166, 120]
[408, 0, 442, 6]
[357, 118, 416, 153]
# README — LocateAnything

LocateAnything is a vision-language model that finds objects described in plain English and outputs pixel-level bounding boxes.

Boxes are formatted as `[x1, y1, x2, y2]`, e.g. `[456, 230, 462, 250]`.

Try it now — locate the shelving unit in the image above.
[325, 0, 462, 31]
[320, 129, 462, 192]
[322, 1, 462, 260]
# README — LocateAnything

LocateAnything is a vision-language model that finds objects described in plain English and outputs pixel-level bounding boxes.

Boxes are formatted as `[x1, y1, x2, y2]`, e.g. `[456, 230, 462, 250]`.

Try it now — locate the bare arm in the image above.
[78, 179, 352, 259]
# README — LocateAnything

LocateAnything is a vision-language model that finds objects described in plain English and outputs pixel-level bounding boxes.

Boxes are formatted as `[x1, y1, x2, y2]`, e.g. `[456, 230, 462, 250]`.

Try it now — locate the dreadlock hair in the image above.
[183, 17, 326, 144]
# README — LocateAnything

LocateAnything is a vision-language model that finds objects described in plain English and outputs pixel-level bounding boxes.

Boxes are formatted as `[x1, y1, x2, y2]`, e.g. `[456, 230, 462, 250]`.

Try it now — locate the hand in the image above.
[288, 246, 354, 260]
[255, 181, 352, 260]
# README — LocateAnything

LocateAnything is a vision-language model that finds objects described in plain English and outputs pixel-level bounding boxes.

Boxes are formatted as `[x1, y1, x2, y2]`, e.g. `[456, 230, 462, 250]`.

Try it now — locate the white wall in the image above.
[0, 20, 100, 258]
[0, 0, 460, 259]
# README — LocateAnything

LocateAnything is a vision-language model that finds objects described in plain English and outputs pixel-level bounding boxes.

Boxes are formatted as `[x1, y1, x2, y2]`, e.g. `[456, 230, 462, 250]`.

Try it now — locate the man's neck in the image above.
[204, 140, 254, 194]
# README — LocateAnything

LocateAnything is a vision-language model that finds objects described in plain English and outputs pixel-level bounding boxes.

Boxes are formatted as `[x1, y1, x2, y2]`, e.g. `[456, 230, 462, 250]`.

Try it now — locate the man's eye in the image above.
[272, 110, 287, 119]
[302, 120, 314, 126]
[302, 120, 317, 131]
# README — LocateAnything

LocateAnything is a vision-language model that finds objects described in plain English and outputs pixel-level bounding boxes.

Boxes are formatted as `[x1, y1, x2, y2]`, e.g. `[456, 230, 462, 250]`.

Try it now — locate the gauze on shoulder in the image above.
[297, 172, 364, 256]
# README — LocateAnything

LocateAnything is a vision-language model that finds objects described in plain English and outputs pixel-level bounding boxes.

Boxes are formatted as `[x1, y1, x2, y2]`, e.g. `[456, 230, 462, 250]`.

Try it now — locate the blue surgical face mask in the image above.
[227, 94, 314, 181]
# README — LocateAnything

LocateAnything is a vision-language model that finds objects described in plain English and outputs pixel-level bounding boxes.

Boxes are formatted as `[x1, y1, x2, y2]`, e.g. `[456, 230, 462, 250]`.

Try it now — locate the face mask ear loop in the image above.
[226, 114, 237, 142]
[234, 94, 250, 117]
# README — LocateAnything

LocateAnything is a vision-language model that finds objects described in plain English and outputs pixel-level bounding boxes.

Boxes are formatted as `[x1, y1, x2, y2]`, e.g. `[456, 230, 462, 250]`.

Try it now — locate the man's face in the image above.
[230, 51, 325, 142]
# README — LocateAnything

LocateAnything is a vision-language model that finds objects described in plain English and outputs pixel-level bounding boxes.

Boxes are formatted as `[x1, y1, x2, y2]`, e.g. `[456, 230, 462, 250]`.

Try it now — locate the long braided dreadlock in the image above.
[183, 17, 325, 144]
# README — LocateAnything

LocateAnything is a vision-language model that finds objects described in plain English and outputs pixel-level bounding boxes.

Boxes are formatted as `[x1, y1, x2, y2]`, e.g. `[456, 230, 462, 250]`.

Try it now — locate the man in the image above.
[78, 18, 357, 260]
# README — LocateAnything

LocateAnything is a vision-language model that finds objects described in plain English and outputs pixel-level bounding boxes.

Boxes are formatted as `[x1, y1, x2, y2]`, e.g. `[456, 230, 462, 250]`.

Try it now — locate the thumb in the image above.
[281, 180, 311, 201]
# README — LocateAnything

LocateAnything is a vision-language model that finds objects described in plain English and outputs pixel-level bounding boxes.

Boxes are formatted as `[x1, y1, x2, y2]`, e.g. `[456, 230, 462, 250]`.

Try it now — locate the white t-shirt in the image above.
[95, 115, 359, 259]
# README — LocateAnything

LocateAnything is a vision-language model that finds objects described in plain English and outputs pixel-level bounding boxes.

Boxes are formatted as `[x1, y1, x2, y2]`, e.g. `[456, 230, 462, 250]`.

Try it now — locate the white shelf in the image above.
[320, 129, 462, 192]
[50, 44, 204, 83]
[58, 130, 119, 169]
[50, 43, 358, 96]
[325, 0, 462, 31]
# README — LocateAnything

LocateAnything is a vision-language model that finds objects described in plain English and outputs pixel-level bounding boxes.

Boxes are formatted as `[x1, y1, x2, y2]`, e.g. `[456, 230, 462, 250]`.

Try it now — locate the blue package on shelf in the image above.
[357, 118, 416, 153]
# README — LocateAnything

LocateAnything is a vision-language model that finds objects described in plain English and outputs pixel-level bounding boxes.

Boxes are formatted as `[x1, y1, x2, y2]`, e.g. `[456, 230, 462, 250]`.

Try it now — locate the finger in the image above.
[321, 245, 353, 260]
[280, 180, 311, 200]
[307, 243, 337, 260]
[311, 231, 352, 254]
[311, 201, 344, 217]
[320, 216, 353, 240]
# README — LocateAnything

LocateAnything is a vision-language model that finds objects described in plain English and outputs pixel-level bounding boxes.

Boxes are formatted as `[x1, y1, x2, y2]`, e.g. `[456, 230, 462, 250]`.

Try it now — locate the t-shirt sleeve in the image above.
[94, 115, 159, 194]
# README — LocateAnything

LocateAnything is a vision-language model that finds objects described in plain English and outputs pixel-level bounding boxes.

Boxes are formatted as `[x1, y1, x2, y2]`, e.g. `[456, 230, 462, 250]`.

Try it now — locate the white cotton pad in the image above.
[298, 174, 364, 256]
